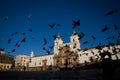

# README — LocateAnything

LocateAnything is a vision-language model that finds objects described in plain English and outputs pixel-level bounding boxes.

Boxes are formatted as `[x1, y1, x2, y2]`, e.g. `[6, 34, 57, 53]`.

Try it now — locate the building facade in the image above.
[26, 54, 54, 71]
[0, 50, 14, 71]
[24, 31, 120, 71]
[15, 54, 29, 71]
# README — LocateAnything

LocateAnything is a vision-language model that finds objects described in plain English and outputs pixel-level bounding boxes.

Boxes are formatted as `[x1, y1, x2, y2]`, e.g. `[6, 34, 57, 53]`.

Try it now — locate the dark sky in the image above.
[0, 0, 120, 58]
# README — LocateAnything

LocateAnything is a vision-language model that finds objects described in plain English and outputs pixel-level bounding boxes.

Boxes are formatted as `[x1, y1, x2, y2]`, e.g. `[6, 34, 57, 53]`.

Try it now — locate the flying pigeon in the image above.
[91, 35, 96, 40]
[102, 26, 109, 32]
[105, 9, 118, 16]
[72, 19, 80, 29]
[43, 37, 47, 45]
[48, 24, 55, 29]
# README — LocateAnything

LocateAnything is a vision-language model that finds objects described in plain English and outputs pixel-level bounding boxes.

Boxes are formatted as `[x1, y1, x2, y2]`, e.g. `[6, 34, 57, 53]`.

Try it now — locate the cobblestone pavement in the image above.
[0, 68, 120, 80]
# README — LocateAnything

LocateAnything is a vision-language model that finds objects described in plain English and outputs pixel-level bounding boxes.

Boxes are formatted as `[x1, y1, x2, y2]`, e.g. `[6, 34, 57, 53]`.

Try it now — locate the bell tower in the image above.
[70, 31, 80, 52]
[54, 34, 63, 55]
[30, 51, 34, 57]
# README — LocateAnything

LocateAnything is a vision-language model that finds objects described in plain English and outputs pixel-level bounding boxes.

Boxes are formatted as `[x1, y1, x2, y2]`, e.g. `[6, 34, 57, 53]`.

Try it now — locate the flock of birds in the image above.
[6, 28, 33, 54]
[0, 9, 120, 56]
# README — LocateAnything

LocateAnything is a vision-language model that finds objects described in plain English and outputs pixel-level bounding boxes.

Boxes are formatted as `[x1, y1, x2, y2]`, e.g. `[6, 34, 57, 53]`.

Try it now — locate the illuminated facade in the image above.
[24, 31, 120, 71]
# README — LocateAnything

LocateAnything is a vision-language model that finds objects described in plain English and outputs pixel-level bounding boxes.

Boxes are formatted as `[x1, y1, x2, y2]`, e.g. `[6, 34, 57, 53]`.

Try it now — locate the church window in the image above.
[73, 45, 76, 48]
[86, 53, 88, 56]
[29, 58, 31, 62]
[80, 54, 81, 56]
[39, 62, 41, 65]
[75, 43, 76, 46]
[73, 39, 75, 42]
[7, 66, 9, 69]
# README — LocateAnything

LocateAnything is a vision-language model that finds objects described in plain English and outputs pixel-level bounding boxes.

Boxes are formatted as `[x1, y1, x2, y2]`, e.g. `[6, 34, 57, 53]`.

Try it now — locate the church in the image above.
[24, 31, 120, 71]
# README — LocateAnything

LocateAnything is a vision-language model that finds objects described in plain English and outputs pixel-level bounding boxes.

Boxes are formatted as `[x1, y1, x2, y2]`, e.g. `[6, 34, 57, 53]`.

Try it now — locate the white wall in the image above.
[15, 55, 29, 67]
[78, 44, 120, 63]
[29, 54, 54, 67]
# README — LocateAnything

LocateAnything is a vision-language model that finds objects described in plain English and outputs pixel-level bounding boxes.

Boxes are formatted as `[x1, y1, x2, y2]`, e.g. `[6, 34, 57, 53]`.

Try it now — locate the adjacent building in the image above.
[25, 53, 54, 71]
[15, 54, 29, 71]
[0, 50, 14, 71]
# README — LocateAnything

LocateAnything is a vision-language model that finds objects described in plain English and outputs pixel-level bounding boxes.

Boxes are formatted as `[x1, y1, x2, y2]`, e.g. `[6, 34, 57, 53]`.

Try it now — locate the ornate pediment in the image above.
[54, 44, 79, 68]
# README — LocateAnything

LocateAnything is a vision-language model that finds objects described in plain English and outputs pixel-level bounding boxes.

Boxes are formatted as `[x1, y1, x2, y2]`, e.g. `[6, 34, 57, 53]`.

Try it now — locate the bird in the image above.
[48, 24, 55, 29]
[89, 57, 93, 62]
[105, 9, 118, 16]
[83, 41, 89, 44]
[83, 49, 88, 52]
[12, 49, 15, 52]
[52, 35, 57, 40]
[81, 32, 85, 36]
[78, 32, 85, 40]
[56, 24, 60, 26]
[96, 44, 102, 50]
[98, 42, 102, 46]
[65, 50, 70, 53]
[4, 16, 8, 21]
[28, 29, 32, 32]
[21, 38, 26, 43]
[46, 50, 50, 54]
[114, 24, 118, 30]
[15, 32, 18, 35]
[77, 49, 80, 51]
[105, 35, 115, 40]
[105, 37, 111, 40]
[102, 26, 109, 32]
[42, 47, 46, 50]
[72, 19, 80, 29]
[0, 48, 5, 51]
[91, 35, 96, 40]
[69, 51, 74, 55]
[8, 38, 12, 44]
[22, 32, 26, 36]
[49, 46, 54, 50]
[43, 38, 47, 45]
[14, 42, 19, 46]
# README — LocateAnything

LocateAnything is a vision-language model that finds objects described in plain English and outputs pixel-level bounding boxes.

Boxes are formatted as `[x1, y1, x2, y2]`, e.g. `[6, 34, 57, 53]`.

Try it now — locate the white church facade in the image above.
[22, 31, 120, 71]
